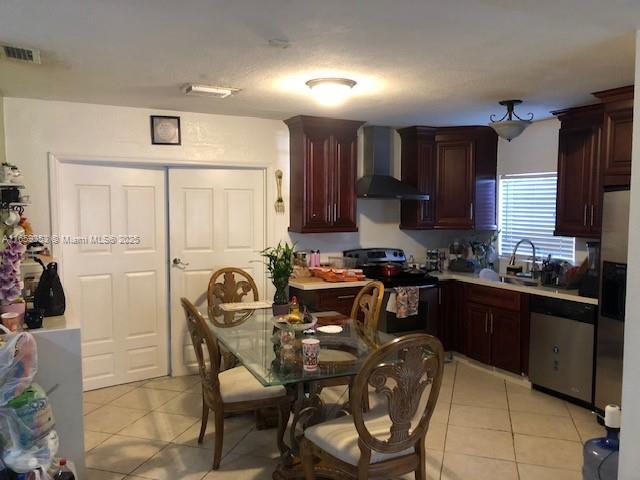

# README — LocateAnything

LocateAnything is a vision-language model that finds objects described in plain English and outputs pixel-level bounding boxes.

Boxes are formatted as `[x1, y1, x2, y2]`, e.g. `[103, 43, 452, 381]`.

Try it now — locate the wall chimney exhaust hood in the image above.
[356, 126, 429, 200]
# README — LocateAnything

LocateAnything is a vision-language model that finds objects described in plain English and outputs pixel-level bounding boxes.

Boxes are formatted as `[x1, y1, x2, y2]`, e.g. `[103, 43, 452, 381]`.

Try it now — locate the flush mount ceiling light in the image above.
[489, 100, 534, 141]
[183, 83, 240, 98]
[306, 77, 357, 106]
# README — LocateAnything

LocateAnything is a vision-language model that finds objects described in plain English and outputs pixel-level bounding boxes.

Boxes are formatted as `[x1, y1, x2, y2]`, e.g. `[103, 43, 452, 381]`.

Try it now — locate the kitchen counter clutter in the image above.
[288, 277, 372, 290]
[291, 270, 598, 305]
[433, 271, 598, 305]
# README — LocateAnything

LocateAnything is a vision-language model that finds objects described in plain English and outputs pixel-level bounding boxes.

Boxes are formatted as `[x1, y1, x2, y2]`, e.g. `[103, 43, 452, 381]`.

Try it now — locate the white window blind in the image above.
[499, 173, 575, 262]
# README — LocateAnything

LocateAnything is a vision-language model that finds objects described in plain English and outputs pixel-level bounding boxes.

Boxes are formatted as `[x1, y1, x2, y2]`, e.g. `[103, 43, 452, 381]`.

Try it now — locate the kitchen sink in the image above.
[499, 274, 542, 287]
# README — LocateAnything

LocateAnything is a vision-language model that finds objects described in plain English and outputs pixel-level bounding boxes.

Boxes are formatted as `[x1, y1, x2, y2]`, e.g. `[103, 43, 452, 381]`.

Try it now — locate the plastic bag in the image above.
[0, 330, 37, 407]
[2, 430, 58, 473]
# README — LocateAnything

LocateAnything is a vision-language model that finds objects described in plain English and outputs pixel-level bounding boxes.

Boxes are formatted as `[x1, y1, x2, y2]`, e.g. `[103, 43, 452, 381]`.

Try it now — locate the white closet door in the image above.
[168, 168, 266, 375]
[58, 163, 168, 390]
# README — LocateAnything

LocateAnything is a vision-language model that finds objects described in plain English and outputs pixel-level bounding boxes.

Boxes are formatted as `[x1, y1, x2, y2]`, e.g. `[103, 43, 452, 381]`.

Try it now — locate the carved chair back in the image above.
[350, 333, 444, 455]
[207, 268, 259, 327]
[181, 297, 223, 405]
[350, 281, 385, 333]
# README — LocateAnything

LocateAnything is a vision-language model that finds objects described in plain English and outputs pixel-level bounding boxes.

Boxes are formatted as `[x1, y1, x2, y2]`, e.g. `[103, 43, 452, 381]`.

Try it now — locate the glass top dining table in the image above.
[209, 309, 393, 387]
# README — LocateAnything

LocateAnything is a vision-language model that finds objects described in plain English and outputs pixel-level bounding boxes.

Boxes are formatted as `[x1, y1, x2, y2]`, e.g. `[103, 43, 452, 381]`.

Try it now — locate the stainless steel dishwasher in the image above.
[529, 295, 596, 404]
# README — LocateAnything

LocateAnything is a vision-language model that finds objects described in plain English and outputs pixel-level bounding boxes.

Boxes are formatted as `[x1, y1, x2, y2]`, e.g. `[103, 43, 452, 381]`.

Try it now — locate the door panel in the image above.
[490, 308, 522, 374]
[333, 135, 358, 229]
[305, 137, 333, 229]
[435, 141, 474, 228]
[59, 164, 168, 390]
[555, 126, 596, 236]
[168, 168, 266, 375]
[465, 303, 491, 364]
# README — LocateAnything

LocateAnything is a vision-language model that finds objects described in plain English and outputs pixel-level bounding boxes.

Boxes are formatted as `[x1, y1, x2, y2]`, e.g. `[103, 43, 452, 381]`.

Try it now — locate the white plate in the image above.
[317, 325, 343, 334]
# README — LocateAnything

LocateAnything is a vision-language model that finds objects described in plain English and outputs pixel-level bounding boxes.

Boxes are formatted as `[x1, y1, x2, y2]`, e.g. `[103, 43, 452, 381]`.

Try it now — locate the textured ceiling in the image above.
[0, 0, 637, 126]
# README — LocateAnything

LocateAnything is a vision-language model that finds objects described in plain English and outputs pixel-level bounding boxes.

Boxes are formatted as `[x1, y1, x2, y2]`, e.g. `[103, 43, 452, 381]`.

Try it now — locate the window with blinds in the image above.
[499, 173, 575, 262]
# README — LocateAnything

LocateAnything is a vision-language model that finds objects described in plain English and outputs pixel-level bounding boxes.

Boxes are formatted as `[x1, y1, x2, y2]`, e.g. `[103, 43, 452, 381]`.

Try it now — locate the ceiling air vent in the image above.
[183, 84, 239, 98]
[2, 45, 41, 64]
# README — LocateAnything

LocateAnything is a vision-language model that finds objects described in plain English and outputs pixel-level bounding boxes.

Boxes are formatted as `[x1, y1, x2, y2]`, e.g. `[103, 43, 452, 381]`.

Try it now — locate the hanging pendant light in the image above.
[489, 100, 533, 141]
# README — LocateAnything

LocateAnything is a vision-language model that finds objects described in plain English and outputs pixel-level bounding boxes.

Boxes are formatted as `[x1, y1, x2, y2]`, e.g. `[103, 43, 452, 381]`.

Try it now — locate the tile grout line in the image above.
[505, 378, 521, 480]
[438, 360, 458, 480]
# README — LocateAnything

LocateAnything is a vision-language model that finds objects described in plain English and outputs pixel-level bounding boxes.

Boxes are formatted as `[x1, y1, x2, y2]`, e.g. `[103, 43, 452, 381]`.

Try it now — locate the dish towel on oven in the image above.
[392, 286, 419, 318]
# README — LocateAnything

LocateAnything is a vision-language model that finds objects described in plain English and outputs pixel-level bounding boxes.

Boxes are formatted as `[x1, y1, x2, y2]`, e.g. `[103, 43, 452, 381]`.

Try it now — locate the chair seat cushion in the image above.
[304, 413, 414, 465]
[219, 366, 286, 403]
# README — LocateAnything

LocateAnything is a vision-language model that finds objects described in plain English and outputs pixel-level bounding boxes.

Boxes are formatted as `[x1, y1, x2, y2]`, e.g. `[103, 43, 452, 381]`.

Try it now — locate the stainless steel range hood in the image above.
[356, 126, 429, 200]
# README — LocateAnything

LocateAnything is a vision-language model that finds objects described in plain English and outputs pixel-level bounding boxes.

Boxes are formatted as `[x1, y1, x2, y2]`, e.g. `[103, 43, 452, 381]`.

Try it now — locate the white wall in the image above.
[2, 97, 465, 264]
[619, 29, 640, 480]
[497, 118, 560, 175]
[0, 97, 5, 164]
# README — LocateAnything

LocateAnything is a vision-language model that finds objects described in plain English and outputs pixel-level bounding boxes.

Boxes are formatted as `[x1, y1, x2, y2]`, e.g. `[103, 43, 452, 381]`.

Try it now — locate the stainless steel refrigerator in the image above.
[594, 187, 629, 411]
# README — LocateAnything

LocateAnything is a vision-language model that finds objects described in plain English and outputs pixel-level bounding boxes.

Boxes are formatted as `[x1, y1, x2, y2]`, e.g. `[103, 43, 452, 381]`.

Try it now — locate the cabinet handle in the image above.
[490, 313, 494, 334]
[438, 288, 442, 305]
[590, 204, 595, 227]
[583, 204, 588, 226]
[334, 203, 337, 220]
[484, 313, 488, 334]
[470, 203, 474, 220]
[337, 294, 356, 300]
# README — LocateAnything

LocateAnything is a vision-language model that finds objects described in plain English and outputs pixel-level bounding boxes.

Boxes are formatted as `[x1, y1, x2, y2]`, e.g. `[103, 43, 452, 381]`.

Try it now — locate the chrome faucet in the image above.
[508, 239, 539, 272]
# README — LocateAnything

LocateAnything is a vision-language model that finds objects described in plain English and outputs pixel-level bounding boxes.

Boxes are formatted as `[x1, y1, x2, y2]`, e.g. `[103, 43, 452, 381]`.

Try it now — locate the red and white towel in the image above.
[387, 286, 419, 318]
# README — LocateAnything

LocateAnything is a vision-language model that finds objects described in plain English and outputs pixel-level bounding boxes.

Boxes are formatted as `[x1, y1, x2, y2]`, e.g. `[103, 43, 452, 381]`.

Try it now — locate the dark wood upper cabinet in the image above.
[285, 116, 364, 233]
[398, 127, 437, 229]
[398, 126, 497, 231]
[593, 85, 634, 187]
[435, 139, 475, 229]
[552, 105, 603, 238]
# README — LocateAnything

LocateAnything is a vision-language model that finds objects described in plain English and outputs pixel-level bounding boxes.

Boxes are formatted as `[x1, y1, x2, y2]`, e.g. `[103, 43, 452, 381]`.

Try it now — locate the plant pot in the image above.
[0, 301, 26, 329]
[272, 303, 289, 317]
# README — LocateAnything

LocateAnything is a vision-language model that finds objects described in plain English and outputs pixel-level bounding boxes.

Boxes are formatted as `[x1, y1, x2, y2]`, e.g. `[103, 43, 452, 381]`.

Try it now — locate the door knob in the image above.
[172, 258, 190, 268]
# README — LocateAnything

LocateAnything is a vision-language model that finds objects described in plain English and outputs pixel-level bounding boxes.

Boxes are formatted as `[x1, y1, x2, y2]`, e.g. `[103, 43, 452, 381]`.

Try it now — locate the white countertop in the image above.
[433, 271, 599, 305]
[289, 278, 372, 290]
[26, 314, 80, 334]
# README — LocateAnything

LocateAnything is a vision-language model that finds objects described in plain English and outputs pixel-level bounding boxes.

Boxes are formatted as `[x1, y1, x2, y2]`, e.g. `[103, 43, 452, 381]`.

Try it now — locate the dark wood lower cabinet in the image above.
[290, 286, 360, 317]
[490, 308, 522, 374]
[466, 303, 492, 365]
[463, 285, 528, 375]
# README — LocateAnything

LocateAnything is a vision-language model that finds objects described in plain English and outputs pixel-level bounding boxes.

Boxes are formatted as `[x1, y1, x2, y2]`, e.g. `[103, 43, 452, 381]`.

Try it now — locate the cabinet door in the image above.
[332, 134, 358, 230]
[555, 126, 597, 237]
[490, 308, 522, 374]
[401, 141, 436, 228]
[424, 286, 440, 338]
[602, 107, 633, 183]
[304, 135, 334, 230]
[435, 141, 474, 229]
[465, 303, 491, 365]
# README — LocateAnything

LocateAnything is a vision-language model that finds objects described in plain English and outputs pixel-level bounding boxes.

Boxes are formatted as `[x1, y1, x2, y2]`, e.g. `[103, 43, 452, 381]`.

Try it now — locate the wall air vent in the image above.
[1, 45, 41, 64]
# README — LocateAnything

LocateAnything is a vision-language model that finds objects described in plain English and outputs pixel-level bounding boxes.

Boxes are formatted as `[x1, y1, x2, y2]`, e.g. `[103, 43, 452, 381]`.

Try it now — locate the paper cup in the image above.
[302, 338, 320, 371]
[1, 312, 20, 332]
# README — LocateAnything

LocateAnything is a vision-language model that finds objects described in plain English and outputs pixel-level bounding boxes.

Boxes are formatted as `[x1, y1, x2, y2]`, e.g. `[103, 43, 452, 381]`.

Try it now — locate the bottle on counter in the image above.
[52, 459, 75, 480]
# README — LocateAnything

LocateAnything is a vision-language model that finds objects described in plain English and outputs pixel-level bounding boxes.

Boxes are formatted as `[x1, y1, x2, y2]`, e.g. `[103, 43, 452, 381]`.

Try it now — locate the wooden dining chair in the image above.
[350, 281, 385, 334]
[300, 333, 444, 480]
[207, 267, 260, 327]
[181, 298, 291, 470]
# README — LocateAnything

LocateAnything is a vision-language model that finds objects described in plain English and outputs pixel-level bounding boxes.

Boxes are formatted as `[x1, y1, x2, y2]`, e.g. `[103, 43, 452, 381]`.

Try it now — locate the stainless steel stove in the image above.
[344, 248, 439, 334]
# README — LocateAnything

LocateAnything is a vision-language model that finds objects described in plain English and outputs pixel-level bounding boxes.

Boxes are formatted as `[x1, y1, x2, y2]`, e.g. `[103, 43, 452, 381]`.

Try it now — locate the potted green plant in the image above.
[261, 241, 295, 316]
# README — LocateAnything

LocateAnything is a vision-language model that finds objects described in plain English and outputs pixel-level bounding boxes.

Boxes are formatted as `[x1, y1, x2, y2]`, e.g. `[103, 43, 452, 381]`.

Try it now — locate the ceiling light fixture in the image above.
[183, 83, 239, 98]
[489, 100, 533, 141]
[306, 77, 357, 106]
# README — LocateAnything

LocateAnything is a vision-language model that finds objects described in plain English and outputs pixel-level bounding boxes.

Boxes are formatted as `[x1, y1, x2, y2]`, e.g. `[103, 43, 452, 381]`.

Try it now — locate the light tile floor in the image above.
[84, 361, 602, 479]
